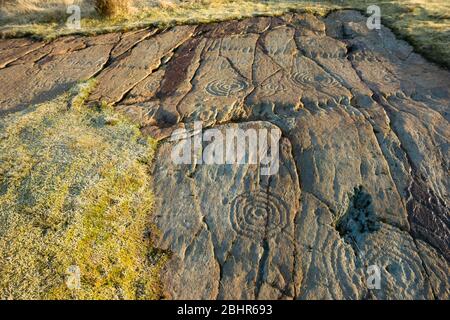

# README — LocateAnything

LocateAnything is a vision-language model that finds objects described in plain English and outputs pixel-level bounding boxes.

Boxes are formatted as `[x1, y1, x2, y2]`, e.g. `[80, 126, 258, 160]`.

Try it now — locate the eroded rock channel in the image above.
[0, 10, 448, 299]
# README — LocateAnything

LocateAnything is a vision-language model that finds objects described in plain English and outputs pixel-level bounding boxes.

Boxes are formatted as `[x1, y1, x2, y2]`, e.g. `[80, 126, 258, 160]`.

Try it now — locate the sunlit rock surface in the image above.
[0, 10, 448, 300]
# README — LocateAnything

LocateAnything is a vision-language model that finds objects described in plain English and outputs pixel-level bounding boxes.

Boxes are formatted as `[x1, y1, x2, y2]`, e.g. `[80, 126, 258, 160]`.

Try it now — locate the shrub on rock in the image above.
[94, 0, 130, 17]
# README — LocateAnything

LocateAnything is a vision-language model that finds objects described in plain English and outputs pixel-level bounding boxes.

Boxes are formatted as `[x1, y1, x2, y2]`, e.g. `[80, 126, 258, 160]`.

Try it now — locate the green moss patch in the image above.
[0, 82, 164, 299]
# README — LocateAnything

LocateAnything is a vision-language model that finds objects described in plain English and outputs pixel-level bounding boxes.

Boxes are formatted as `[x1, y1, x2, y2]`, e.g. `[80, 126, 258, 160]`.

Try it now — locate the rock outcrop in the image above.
[0, 10, 448, 299]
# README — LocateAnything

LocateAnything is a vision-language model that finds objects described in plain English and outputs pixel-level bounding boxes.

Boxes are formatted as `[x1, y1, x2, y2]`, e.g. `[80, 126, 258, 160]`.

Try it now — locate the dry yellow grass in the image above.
[0, 81, 164, 299]
[0, 0, 93, 24]
[94, 0, 131, 17]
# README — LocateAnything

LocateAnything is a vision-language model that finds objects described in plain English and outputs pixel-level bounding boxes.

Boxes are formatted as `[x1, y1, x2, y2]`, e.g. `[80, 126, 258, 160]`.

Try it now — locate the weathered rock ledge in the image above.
[0, 10, 448, 299]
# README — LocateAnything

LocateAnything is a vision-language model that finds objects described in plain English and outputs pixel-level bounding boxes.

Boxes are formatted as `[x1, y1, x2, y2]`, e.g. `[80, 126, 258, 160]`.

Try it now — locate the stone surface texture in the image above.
[0, 10, 448, 299]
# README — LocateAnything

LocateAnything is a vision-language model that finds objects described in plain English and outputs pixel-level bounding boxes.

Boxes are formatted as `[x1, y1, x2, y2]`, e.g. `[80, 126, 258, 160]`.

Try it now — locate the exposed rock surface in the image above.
[0, 10, 448, 299]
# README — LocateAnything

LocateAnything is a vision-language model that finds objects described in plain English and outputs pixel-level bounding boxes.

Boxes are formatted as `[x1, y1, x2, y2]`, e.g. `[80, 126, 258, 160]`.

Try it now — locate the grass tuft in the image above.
[94, 0, 131, 18]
